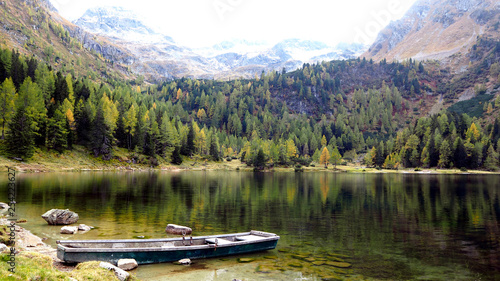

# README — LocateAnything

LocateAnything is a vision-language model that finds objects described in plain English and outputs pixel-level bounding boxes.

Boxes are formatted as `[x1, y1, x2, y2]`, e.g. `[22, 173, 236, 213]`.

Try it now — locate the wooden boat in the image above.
[56, 230, 279, 264]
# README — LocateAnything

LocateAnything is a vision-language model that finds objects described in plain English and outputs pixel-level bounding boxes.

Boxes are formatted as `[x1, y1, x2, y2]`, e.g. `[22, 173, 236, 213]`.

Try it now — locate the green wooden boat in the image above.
[56, 230, 279, 264]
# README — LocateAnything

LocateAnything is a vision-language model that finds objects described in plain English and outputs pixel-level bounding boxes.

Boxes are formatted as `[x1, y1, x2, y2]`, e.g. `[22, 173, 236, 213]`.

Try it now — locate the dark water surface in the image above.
[1, 171, 499, 280]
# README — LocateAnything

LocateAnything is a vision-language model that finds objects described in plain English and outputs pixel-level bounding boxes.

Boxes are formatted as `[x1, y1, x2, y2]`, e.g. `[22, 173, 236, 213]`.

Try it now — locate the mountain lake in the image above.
[1, 171, 499, 280]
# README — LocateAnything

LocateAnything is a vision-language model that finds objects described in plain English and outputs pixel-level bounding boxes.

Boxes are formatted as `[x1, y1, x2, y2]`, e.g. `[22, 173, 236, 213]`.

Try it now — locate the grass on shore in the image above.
[0, 252, 140, 281]
[0, 142, 497, 174]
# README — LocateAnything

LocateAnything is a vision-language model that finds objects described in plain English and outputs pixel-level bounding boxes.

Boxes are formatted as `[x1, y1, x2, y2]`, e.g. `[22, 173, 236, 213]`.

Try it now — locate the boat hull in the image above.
[57, 231, 279, 264]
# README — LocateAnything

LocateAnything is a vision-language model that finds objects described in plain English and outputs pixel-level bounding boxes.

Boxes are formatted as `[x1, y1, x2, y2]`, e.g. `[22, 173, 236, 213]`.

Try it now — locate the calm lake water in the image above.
[1, 171, 500, 280]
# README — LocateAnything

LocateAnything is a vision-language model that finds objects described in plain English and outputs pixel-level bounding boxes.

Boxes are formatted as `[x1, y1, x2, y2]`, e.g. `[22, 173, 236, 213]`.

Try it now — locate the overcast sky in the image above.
[49, 0, 418, 48]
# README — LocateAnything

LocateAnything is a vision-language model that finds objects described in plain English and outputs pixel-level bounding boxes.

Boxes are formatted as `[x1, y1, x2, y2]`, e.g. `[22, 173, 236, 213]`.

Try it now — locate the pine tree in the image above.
[16, 77, 46, 133]
[330, 146, 342, 168]
[160, 114, 179, 159]
[438, 140, 452, 168]
[6, 106, 35, 159]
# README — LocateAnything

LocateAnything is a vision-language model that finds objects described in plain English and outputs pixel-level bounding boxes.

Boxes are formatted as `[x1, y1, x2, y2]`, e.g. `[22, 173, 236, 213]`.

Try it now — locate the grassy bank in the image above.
[0, 144, 497, 174]
[0, 252, 141, 281]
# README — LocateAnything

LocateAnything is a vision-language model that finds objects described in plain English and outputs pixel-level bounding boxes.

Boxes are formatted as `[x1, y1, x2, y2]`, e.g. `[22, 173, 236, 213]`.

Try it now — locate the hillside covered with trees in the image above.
[1, 41, 500, 171]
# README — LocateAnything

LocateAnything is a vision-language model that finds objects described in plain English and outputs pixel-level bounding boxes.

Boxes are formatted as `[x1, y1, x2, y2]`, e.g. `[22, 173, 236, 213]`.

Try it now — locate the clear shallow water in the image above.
[1, 171, 499, 280]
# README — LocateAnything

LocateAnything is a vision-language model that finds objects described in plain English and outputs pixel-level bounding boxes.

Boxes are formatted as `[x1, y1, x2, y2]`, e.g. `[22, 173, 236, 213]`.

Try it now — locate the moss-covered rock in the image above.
[237, 258, 255, 263]
[255, 265, 276, 273]
[291, 254, 308, 261]
[278, 248, 291, 253]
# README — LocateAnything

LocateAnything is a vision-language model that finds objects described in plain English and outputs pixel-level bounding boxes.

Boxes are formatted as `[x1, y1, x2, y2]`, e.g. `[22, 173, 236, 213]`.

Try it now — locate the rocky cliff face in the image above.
[363, 0, 500, 65]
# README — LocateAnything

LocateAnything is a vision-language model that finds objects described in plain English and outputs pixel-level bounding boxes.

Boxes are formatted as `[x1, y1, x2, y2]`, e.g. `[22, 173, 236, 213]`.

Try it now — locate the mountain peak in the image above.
[74, 6, 174, 44]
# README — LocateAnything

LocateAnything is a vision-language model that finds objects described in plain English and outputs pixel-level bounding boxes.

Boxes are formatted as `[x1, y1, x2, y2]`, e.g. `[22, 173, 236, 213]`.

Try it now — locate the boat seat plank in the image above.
[236, 235, 263, 241]
[206, 238, 232, 245]
[161, 242, 175, 248]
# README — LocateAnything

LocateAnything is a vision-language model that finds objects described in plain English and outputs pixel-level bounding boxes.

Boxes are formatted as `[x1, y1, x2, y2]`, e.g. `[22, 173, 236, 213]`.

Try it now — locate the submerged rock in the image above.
[41, 209, 79, 225]
[100, 262, 130, 281]
[177, 258, 191, 265]
[237, 258, 256, 263]
[165, 224, 192, 235]
[288, 262, 303, 268]
[256, 265, 276, 273]
[117, 259, 138, 271]
[291, 254, 308, 261]
[325, 261, 352, 268]
[60, 226, 78, 234]
[78, 224, 92, 231]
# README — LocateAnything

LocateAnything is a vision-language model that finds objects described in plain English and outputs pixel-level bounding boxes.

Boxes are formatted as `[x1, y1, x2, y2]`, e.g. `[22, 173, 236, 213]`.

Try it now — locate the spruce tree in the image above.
[484, 145, 498, 171]
[46, 107, 68, 152]
[253, 148, 266, 169]
[183, 122, 195, 156]
[171, 146, 183, 165]
[6, 106, 34, 159]
[209, 134, 221, 161]
[90, 105, 112, 159]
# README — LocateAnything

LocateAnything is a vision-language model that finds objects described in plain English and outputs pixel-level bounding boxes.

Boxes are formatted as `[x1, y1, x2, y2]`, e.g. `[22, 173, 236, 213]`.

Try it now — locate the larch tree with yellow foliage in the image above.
[465, 123, 480, 142]
[286, 139, 298, 160]
[319, 147, 330, 168]
[0, 78, 16, 139]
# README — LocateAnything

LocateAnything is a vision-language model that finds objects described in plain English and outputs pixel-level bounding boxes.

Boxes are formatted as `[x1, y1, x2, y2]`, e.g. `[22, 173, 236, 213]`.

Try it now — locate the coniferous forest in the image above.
[0, 44, 500, 171]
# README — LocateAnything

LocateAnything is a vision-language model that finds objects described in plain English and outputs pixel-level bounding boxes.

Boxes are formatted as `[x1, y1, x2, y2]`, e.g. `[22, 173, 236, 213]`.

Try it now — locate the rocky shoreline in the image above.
[0, 217, 76, 272]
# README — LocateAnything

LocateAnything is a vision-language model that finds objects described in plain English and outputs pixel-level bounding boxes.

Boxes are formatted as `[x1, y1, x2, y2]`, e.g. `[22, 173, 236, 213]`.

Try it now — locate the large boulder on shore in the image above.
[41, 209, 79, 225]
[100, 262, 130, 281]
[165, 224, 192, 235]
[117, 259, 138, 271]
